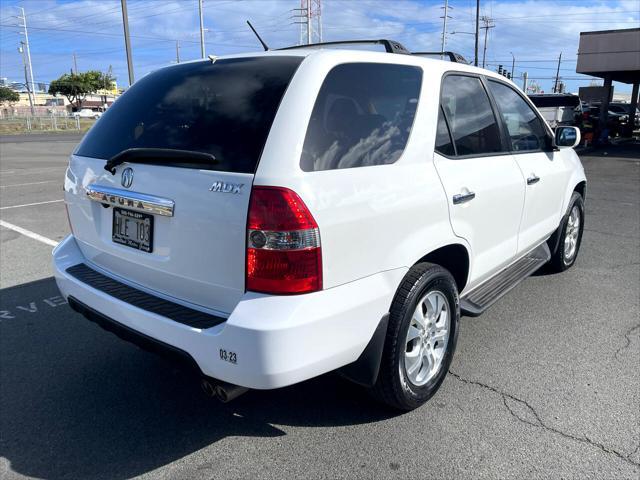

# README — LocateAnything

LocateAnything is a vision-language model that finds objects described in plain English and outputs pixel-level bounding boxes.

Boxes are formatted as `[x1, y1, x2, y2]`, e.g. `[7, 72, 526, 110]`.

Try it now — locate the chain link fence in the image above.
[0, 115, 96, 135]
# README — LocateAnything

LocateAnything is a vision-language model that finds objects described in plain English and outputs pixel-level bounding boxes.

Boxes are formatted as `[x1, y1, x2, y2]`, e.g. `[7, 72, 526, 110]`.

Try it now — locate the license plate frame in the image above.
[112, 207, 154, 253]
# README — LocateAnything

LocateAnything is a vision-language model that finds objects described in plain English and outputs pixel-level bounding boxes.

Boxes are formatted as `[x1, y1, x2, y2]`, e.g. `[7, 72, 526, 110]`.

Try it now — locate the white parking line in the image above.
[0, 180, 57, 188]
[0, 167, 64, 176]
[0, 220, 59, 247]
[0, 199, 64, 210]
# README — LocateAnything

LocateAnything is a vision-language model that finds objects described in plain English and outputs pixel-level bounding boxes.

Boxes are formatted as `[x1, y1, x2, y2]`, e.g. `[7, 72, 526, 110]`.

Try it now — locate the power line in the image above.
[0, 23, 255, 48]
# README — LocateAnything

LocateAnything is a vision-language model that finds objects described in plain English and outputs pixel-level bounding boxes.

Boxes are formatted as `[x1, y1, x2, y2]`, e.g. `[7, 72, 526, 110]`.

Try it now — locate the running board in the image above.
[460, 243, 550, 317]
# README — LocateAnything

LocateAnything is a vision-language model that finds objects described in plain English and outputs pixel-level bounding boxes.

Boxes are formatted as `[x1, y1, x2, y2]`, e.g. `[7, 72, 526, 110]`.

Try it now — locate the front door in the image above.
[486, 80, 572, 253]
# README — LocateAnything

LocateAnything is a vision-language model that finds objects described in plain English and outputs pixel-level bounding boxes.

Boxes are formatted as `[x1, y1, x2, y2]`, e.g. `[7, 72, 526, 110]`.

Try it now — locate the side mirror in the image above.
[554, 126, 581, 148]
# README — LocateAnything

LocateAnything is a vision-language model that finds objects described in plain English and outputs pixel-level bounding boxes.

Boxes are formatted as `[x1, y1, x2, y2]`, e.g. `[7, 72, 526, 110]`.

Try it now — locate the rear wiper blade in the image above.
[104, 148, 218, 174]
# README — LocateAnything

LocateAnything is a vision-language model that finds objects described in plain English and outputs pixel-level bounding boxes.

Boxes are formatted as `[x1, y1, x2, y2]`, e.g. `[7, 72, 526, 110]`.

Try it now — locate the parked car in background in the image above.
[584, 105, 626, 137]
[72, 108, 102, 119]
[528, 93, 582, 129]
[607, 102, 640, 129]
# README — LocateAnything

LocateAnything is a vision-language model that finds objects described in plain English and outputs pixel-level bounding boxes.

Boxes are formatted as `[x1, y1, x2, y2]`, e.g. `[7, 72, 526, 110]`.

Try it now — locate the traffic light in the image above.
[498, 65, 503, 75]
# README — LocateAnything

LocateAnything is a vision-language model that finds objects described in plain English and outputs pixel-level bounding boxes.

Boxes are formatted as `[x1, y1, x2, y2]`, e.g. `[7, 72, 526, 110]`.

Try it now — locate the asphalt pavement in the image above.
[0, 134, 638, 479]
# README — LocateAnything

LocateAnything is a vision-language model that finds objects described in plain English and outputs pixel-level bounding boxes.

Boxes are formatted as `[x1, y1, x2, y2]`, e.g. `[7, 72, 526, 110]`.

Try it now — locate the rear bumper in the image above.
[53, 235, 406, 389]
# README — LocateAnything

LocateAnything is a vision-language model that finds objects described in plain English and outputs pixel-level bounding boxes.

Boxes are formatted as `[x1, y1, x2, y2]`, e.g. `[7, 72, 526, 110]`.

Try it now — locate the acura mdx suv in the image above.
[53, 41, 586, 410]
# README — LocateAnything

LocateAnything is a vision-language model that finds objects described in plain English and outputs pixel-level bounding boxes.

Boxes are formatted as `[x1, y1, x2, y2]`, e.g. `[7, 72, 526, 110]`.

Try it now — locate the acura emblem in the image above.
[121, 167, 134, 188]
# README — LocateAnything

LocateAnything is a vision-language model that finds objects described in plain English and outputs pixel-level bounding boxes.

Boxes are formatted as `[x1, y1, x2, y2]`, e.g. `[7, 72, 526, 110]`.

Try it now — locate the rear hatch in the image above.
[65, 56, 302, 314]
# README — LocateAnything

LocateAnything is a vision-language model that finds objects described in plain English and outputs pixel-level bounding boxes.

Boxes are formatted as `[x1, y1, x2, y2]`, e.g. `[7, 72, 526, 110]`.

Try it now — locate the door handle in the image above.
[527, 175, 540, 185]
[453, 191, 476, 204]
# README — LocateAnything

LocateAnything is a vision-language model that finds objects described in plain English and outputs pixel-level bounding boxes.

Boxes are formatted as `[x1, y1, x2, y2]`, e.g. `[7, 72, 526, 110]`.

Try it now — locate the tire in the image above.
[548, 192, 585, 272]
[371, 263, 460, 411]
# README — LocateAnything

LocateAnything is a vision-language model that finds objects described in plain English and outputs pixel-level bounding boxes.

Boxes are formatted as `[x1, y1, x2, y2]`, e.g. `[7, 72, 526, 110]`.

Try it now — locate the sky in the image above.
[0, 0, 639, 94]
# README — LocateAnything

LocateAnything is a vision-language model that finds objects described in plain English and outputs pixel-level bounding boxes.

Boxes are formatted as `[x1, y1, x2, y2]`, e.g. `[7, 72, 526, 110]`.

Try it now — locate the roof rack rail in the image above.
[279, 39, 410, 55]
[413, 51, 470, 64]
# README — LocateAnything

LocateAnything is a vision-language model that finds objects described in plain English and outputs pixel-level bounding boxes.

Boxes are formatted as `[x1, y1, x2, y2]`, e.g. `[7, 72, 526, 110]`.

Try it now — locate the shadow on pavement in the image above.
[0, 277, 395, 480]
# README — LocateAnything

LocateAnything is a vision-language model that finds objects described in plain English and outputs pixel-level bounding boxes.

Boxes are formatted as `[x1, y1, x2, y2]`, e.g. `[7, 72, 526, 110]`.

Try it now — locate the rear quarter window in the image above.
[300, 63, 422, 172]
[75, 56, 302, 174]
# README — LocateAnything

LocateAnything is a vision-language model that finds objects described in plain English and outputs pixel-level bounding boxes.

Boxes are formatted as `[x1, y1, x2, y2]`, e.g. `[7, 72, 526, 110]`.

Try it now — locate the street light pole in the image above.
[198, 0, 206, 58]
[120, 0, 135, 86]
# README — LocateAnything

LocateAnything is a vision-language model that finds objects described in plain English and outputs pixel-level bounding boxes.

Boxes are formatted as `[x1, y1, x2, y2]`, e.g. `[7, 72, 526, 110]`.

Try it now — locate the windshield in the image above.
[76, 56, 302, 173]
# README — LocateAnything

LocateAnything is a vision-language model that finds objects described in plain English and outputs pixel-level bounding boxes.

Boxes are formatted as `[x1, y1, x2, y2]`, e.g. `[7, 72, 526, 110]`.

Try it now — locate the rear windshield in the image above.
[76, 56, 302, 173]
[528, 95, 580, 108]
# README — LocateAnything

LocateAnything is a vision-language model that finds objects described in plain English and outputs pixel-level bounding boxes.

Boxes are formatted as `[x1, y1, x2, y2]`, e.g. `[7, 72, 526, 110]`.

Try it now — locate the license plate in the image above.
[112, 207, 153, 252]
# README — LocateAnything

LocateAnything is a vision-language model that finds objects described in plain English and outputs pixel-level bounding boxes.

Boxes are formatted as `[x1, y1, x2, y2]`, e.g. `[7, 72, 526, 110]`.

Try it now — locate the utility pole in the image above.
[510, 52, 515, 80]
[553, 52, 562, 93]
[175, 41, 180, 63]
[198, 0, 206, 58]
[480, 16, 494, 68]
[440, 0, 451, 55]
[18, 42, 35, 116]
[318, 0, 322, 42]
[474, 0, 480, 66]
[73, 52, 78, 74]
[522, 71, 528, 93]
[293, 1, 321, 45]
[306, 0, 312, 44]
[120, 0, 135, 86]
[16, 7, 35, 102]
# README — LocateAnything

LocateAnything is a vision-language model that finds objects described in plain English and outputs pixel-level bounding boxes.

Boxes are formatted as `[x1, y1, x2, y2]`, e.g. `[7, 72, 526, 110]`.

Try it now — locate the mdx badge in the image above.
[209, 181, 244, 194]
[121, 167, 134, 188]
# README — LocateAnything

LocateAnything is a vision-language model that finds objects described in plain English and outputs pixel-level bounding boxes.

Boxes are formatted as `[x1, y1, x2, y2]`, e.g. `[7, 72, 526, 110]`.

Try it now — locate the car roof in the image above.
[205, 48, 513, 80]
[152, 47, 520, 90]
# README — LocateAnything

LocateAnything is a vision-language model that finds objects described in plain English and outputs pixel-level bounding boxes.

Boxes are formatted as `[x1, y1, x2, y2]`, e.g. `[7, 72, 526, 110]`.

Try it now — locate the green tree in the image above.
[0, 86, 20, 103]
[48, 70, 115, 109]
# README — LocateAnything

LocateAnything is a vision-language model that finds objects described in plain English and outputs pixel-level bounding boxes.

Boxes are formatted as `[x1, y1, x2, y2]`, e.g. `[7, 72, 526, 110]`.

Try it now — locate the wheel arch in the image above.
[414, 243, 470, 293]
[573, 180, 587, 201]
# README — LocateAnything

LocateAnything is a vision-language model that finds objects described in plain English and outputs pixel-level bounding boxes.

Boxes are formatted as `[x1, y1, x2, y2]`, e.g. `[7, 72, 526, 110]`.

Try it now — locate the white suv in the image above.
[53, 42, 586, 410]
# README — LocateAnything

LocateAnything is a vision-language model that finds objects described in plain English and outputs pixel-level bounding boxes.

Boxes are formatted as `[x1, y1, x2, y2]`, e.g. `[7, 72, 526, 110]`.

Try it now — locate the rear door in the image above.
[486, 80, 571, 254]
[65, 56, 302, 314]
[433, 74, 525, 287]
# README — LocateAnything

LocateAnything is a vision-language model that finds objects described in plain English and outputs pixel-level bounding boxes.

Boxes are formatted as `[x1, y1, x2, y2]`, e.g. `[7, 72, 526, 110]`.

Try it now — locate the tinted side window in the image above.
[488, 81, 548, 152]
[440, 75, 503, 156]
[76, 57, 302, 173]
[435, 106, 455, 156]
[300, 63, 422, 172]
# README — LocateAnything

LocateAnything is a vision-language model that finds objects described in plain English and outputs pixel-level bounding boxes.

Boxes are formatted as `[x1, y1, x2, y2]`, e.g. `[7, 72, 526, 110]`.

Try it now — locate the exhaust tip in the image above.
[200, 378, 217, 398]
[215, 382, 249, 403]
[200, 378, 249, 402]
[215, 385, 229, 402]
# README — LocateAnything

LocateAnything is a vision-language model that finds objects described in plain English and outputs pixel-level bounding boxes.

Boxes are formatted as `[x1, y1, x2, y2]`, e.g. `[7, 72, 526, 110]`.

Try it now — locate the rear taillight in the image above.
[246, 186, 322, 294]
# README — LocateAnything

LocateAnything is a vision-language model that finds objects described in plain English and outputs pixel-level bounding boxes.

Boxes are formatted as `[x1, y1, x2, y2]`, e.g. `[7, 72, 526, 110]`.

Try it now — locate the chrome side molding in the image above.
[86, 184, 175, 217]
